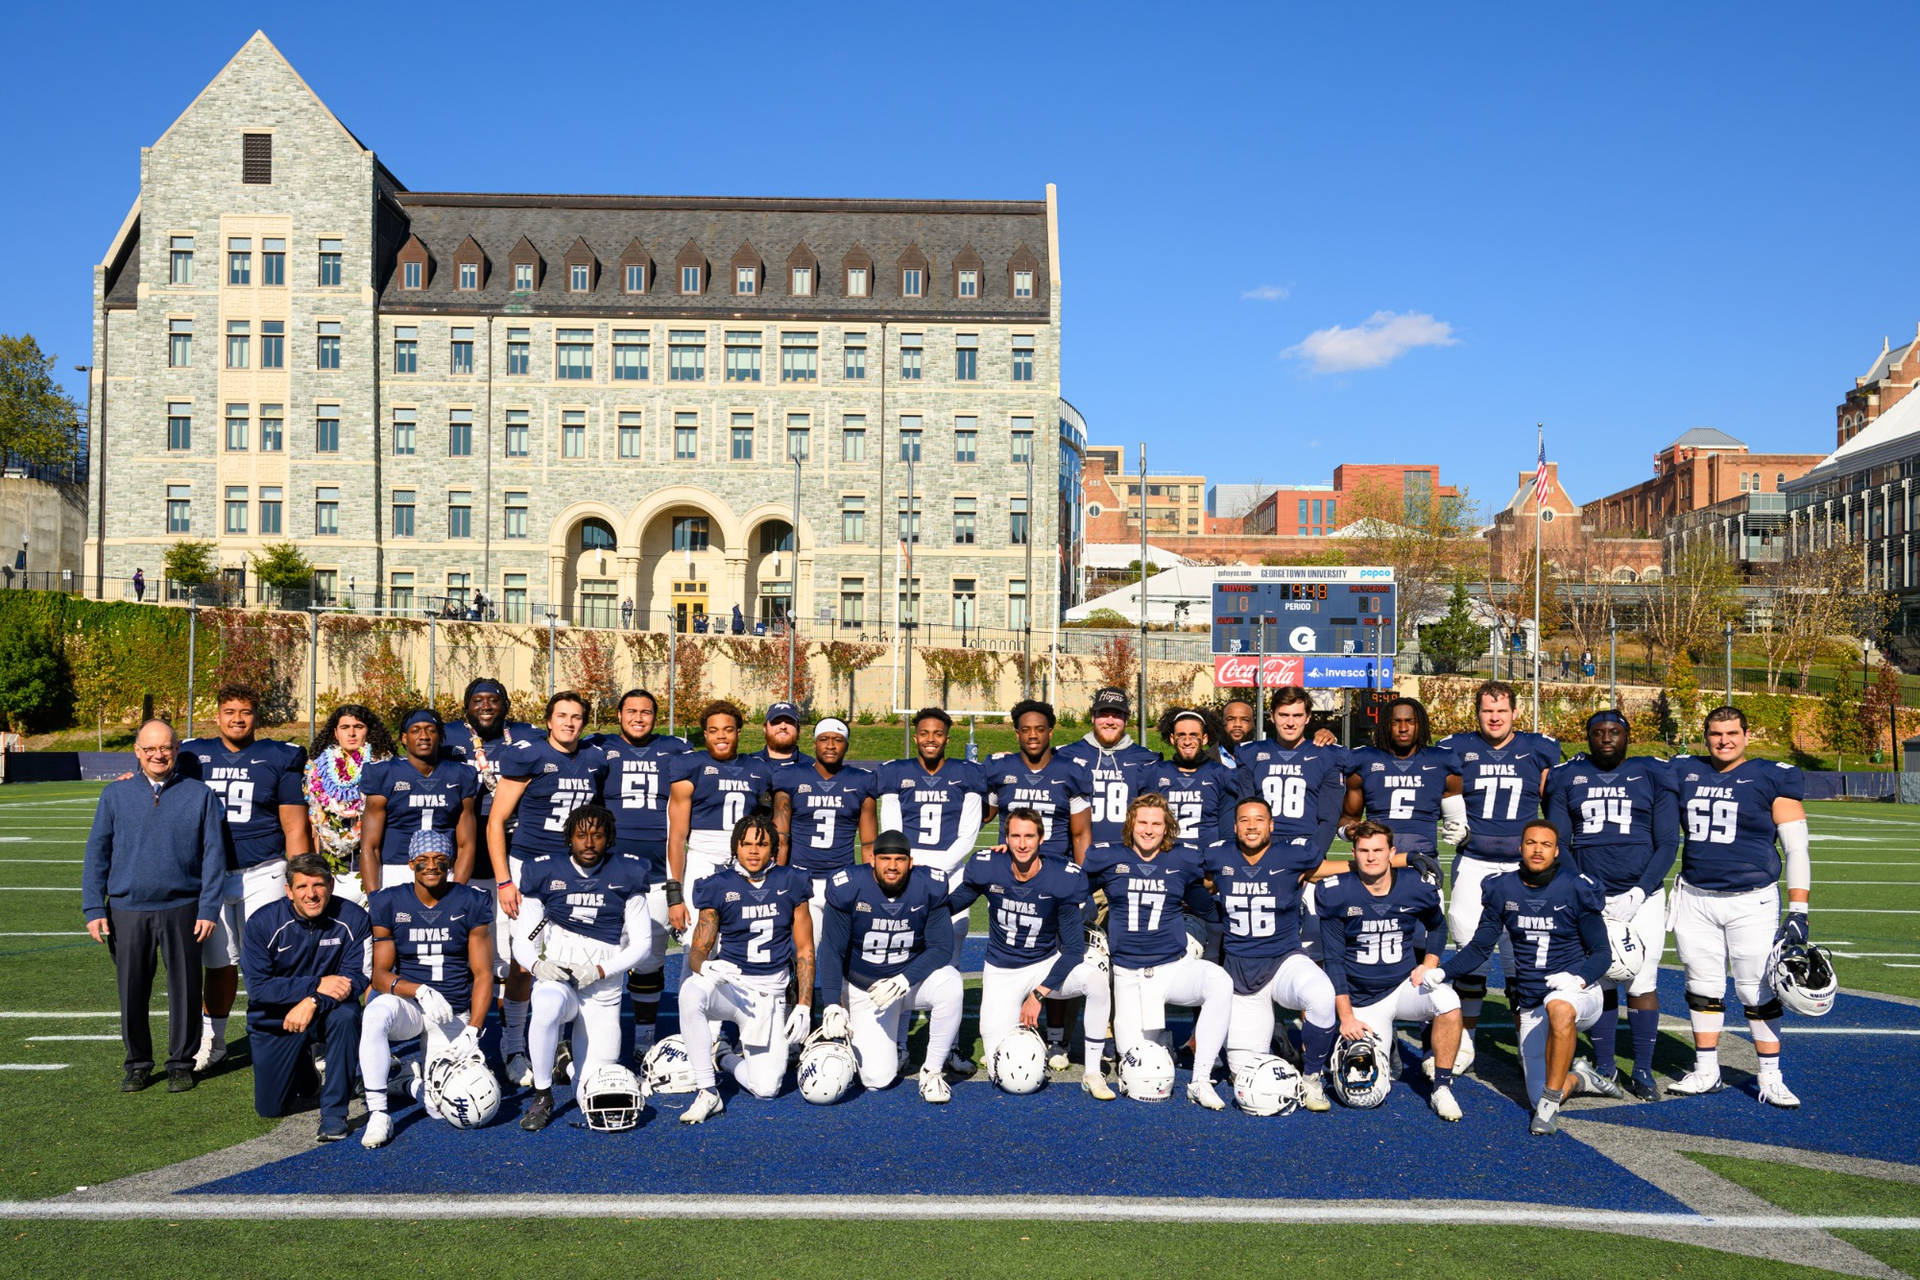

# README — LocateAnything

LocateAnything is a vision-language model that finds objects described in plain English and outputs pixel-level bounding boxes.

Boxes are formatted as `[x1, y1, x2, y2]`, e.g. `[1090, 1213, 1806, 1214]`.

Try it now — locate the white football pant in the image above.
[1671, 880, 1778, 1007]
[849, 966, 964, 1088]
[1225, 952, 1337, 1070]
[1517, 984, 1605, 1106]
[1113, 955, 1231, 1077]
[201, 860, 292, 967]
[679, 967, 790, 1098]
[1351, 980, 1462, 1046]
[359, 992, 464, 1114]
[981, 956, 1110, 1073]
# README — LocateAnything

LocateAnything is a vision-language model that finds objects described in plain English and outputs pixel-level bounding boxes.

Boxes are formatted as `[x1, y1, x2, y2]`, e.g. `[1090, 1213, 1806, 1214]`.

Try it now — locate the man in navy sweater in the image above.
[82, 719, 228, 1093]
[241, 853, 372, 1141]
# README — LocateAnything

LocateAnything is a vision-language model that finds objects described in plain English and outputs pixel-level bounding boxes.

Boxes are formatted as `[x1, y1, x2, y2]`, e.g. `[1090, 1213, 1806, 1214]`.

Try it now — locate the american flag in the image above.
[1532, 427, 1549, 508]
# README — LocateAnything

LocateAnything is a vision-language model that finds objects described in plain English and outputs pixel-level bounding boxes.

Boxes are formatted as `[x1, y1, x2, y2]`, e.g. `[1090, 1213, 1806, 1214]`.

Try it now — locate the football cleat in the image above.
[680, 1088, 725, 1124]
[192, 1037, 228, 1073]
[1759, 1077, 1801, 1109]
[1668, 1067, 1725, 1096]
[918, 1065, 951, 1104]
[1429, 1085, 1462, 1122]
[1047, 1049, 1072, 1073]
[505, 1052, 532, 1088]
[1082, 1070, 1116, 1102]
[1186, 1079, 1227, 1111]
[360, 1111, 394, 1149]
[1623, 1068, 1662, 1102]
[945, 1049, 976, 1076]
[1529, 1096, 1561, 1136]
[1299, 1073, 1331, 1113]
[518, 1090, 554, 1132]
[1572, 1058, 1626, 1100]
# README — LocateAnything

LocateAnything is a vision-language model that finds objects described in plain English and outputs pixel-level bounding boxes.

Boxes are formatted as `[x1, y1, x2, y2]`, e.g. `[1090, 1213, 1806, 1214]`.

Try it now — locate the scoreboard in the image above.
[1211, 567, 1397, 658]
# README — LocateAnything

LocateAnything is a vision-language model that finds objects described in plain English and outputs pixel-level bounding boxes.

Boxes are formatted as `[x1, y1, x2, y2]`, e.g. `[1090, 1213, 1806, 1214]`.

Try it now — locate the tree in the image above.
[1819, 682, 1869, 761]
[252, 542, 315, 604]
[1558, 542, 1625, 662]
[1755, 540, 1893, 693]
[1091, 634, 1138, 696]
[1336, 476, 1480, 626]
[0, 613, 64, 731]
[1420, 579, 1489, 675]
[0, 334, 82, 467]
[1662, 653, 1701, 749]
[1641, 542, 1740, 663]
[164, 539, 216, 590]
[1862, 658, 1902, 759]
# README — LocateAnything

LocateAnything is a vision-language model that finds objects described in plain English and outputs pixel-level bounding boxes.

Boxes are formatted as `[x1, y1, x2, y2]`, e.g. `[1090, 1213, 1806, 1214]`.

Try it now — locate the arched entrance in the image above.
[639, 504, 730, 632]
[548, 503, 626, 628]
[745, 517, 794, 630]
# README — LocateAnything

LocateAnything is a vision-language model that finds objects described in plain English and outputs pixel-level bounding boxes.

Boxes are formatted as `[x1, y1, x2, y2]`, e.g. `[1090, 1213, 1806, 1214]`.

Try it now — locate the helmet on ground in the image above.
[642, 1034, 699, 1094]
[1330, 1033, 1392, 1109]
[1116, 1041, 1176, 1101]
[1770, 940, 1837, 1017]
[578, 1062, 647, 1131]
[1231, 1053, 1303, 1116]
[1605, 919, 1644, 984]
[988, 1026, 1049, 1095]
[424, 1044, 500, 1130]
[798, 1026, 860, 1105]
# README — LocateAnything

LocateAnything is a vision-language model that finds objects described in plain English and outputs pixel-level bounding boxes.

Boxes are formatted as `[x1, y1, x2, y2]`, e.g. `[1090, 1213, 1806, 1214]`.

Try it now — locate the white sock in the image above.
[364, 1090, 388, 1114]
[503, 999, 529, 1057]
[1757, 1054, 1782, 1083]
[1085, 1040, 1105, 1074]
[1694, 1047, 1719, 1076]
[204, 1014, 228, 1044]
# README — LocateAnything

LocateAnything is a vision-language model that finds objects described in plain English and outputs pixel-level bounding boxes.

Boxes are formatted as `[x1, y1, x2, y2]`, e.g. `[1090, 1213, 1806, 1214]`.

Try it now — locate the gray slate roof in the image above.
[1669, 427, 1745, 450]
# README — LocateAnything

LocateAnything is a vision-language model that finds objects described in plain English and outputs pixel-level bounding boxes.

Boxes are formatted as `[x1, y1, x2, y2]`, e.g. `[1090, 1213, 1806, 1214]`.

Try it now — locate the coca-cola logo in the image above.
[1212, 655, 1303, 688]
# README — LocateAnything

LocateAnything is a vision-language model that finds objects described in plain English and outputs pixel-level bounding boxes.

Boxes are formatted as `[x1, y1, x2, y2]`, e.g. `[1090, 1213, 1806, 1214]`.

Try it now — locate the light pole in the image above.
[789, 452, 801, 703]
[185, 594, 200, 739]
[1724, 620, 1734, 701]
[1607, 612, 1618, 709]
[1024, 449, 1034, 698]
[546, 609, 569, 699]
[901, 455, 916, 760]
[71, 365, 92, 592]
[1136, 442, 1148, 741]
[306, 600, 320, 744]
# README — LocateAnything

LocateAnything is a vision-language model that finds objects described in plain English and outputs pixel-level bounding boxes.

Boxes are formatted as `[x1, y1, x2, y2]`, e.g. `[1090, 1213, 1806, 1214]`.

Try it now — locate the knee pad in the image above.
[1684, 991, 1725, 1014]
[1742, 998, 1783, 1022]
[1601, 988, 1619, 1011]
[1454, 975, 1487, 1001]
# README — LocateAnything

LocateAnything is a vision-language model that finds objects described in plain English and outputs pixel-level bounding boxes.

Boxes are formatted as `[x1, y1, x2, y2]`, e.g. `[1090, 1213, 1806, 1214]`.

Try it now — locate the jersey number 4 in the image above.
[1580, 796, 1633, 835]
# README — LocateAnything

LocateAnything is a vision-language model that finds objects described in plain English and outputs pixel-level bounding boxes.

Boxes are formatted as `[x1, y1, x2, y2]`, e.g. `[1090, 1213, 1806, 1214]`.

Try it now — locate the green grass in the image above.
[0, 1220, 1877, 1280]
[1683, 1153, 1920, 1278]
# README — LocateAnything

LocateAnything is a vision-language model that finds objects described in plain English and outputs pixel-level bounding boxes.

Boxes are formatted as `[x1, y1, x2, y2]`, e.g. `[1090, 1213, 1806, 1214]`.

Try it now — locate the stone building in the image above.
[86, 33, 1081, 637]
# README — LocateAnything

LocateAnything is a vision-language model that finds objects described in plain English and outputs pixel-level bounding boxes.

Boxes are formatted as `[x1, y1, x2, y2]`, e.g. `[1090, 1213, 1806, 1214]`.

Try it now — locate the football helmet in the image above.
[1329, 1033, 1391, 1109]
[423, 1044, 501, 1130]
[578, 1063, 648, 1132]
[798, 1021, 860, 1105]
[1605, 918, 1643, 984]
[1231, 1054, 1303, 1116]
[642, 1034, 700, 1094]
[987, 1025, 1049, 1095]
[1116, 1041, 1176, 1101]
[1770, 939, 1837, 1017]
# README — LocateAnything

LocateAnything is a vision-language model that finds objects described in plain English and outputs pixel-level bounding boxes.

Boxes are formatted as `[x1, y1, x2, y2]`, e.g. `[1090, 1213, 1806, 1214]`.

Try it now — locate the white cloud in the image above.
[1282, 310, 1458, 373]
[1241, 284, 1290, 302]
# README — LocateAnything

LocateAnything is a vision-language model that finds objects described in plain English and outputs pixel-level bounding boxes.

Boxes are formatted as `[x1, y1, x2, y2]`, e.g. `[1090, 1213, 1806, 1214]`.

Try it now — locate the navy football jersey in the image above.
[442, 720, 537, 819]
[369, 881, 494, 1003]
[1203, 837, 1324, 960]
[1437, 730, 1559, 861]
[360, 758, 481, 866]
[746, 747, 813, 772]
[692, 863, 813, 977]
[1134, 758, 1247, 850]
[823, 865, 951, 988]
[1082, 842, 1214, 968]
[498, 738, 609, 861]
[590, 731, 690, 867]
[776, 762, 878, 875]
[177, 737, 307, 869]
[1057, 735, 1162, 846]
[1235, 741, 1347, 853]
[517, 851, 649, 946]
[1347, 745, 1462, 856]
[669, 752, 775, 836]
[1545, 754, 1680, 896]
[1671, 755, 1806, 892]
[984, 753, 1093, 861]
[875, 757, 988, 855]
[1315, 869, 1447, 1006]
[949, 850, 1087, 980]
[1443, 863, 1608, 1007]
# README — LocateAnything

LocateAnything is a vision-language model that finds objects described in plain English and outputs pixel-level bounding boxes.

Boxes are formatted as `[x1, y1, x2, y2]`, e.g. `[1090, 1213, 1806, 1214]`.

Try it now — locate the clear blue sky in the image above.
[8, 3, 1915, 518]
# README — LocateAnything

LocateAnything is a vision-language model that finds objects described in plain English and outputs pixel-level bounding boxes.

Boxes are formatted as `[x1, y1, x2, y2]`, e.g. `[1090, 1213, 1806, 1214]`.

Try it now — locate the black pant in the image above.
[249, 1002, 360, 1125]
[106, 903, 203, 1073]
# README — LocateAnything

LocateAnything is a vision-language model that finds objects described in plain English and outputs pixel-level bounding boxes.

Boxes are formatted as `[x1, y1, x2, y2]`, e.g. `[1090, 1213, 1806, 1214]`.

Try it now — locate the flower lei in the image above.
[307, 746, 372, 817]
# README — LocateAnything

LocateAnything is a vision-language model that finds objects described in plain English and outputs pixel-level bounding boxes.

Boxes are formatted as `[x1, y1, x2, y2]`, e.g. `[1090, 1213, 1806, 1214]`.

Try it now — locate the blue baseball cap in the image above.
[766, 702, 800, 725]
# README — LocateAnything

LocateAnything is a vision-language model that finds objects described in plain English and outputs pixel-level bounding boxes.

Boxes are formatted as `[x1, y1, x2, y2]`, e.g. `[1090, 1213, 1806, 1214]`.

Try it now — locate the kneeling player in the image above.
[360, 829, 496, 1147]
[516, 805, 652, 1132]
[820, 831, 964, 1103]
[1442, 820, 1615, 1135]
[678, 813, 815, 1122]
[1317, 820, 1464, 1121]
[949, 809, 1113, 1098]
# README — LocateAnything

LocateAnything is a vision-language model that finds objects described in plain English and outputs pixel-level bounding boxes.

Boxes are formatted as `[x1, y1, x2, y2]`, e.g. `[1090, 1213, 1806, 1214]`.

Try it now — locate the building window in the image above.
[780, 331, 818, 382]
[315, 320, 340, 369]
[257, 320, 284, 369]
[842, 418, 866, 462]
[900, 333, 922, 380]
[403, 260, 422, 289]
[310, 570, 337, 606]
[570, 263, 590, 292]
[260, 237, 285, 285]
[725, 331, 762, 382]
[955, 420, 977, 463]
[731, 414, 755, 461]
[393, 326, 417, 374]
[897, 495, 922, 543]
[846, 266, 869, 297]
[953, 498, 977, 545]
[315, 408, 339, 454]
[503, 573, 528, 622]
[618, 411, 641, 458]
[447, 574, 470, 612]
[448, 491, 472, 539]
[786, 418, 811, 462]
[226, 321, 249, 369]
[166, 403, 191, 451]
[504, 492, 529, 539]
[166, 485, 191, 534]
[507, 328, 530, 376]
[901, 268, 923, 298]
[259, 404, 283, 452]
[242, 132, 272, 183]
[315, 486, 340, 536]
[669, 330, 706, 381]
[513, 262, 534, 291]
[169, 236, 194, 285]
[844, 332, 867, 380]
[671, 516, 709, 551]
[899, 422, 923, 463]
[952, 578, 977, 627]
[759, 522, 793, 555]
[228, 238, 252, 285]
[505, 409, 530, 457]
[841, 496, 866, 544]
[625, 264, 645, 293]
[555, 329, 593, 380]
[1777, 472, 1786, 488]
[957, 269, 978, 298]
[1012, 336, 1034, 382]
[1013, 270, 1034, 298]
[1298, 499, 1310, 529]
[791, 266, 812, 296]
[1326, 499, 1336, 528]
[389, 572, 414, 614]
[674, 414, 698, 460]
[392, 489, 416, 538]
[839, 580, 865, 629]
[680, 264, 702, 293]
[259, 486, 282, 535]
[563, 410, 586, 458]
[735, 265, 757, 295]
[1010, 496, 1029, 545]
[955, 334, 978, 381]
[613, 330, 649, 381]
[318, 238, 342, 286]
[458, 261, 478, 291]
[1009, 579, 1029, 631]
[392, 408, 417, 455]
[169, 318, 192, 367]
[449, 408, 473, 457]
[225, 486, 248, 534]
[225, 404, 249, 451]
[450, 327, 474, 375]
[1011, 427, 1034, 465]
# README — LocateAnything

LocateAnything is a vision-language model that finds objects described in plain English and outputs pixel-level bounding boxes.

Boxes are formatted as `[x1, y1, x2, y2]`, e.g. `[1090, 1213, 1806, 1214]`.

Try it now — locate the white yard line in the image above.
[26, 1035, 119, 1042]
[0, 932, 89, 938]
[0, 1063, 68, 1071]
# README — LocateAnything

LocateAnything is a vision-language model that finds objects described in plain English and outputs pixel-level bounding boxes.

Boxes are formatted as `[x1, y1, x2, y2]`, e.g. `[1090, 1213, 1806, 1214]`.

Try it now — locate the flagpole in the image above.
[1533, 422, 1543, 731]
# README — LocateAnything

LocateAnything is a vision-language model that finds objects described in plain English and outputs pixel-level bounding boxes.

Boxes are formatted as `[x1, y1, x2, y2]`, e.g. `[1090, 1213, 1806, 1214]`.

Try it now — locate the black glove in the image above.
[1404, 850, 1441, 886]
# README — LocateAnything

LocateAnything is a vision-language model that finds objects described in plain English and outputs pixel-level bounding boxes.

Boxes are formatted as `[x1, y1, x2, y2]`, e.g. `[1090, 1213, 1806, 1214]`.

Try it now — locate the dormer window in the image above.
[847, 267, 868, 297]
[681, 264, 702, 293]
[901, 268, 923, 298]
[403, 260, 422, 289]
[625, 264, 645, 292]
[957, 269, 977, 298]
[736, 265, 757, 295]
[514, 263, 533, 290]
[458, 262, 478, 290]
[1013, 270, 1034, 298]
[791, 266, 812, 296]
[570, 263, 590, 292]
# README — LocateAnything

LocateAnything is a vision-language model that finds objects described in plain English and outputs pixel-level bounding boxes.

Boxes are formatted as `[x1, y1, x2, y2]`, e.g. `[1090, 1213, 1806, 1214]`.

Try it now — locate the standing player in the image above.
[949, 810, 1112, 1098]
[665, 702, 776, 951]
[177, 683, 310, 1073]
[357, 709, 481, 894]
[678, 813, 816, 1122]
[983, 699, 1093, 863]
[1136, 709, 1247, 851]
[485, 692, 610, 1087]
[1219, 697, 1259, 766]
[588, 688, 688, 1056]
[515, 804, 653, 1132]
[1442, 820, 1616, 1135]
[1238, 687, 1349, 860]
[1545, 710, 1678, 1100]
[1343, 698, 1464, 865]
[359, 829, 495, 1148]
[773, 718, 879, 955]
[820, 830, 964, 1103]
[1317, 820, 1465, 1121]
[1436, 681, 1561, 1066]
[1085, 794, 1232, 1108]
[746, 701, 813, 772]
[1058, 686, 1162, 848]
[442, 678, 536, 827]
[877, 708, 988, 960]
[1667, 707, 1811, 1108]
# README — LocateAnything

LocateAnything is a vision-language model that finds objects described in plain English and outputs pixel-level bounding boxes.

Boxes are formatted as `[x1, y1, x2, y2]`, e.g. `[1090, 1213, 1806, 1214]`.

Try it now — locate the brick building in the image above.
[1242, 464, 1457, 537]
[1837, 325, 1920, 449]
[1584, 428, 1822, 540]
[1484, 461, 1663, 582]
[1082, 447, 1207, 542]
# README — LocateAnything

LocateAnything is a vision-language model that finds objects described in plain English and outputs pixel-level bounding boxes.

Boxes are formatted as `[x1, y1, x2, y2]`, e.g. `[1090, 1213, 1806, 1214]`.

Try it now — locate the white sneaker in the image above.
[505, 1052, 532, 1088]
[1048, 1049, 1072, 1072]
[945, 1049, 976, 1075]
[918, 1066, 951, 1104]
[192, 1037, 228, 1073]
[1186, 1079, 1226, 1111]
[1669, 1066, 1725, 1096]
[1758, 1077, 1801, 1109]
[360, 1111, 394, 1149]
[1452, 1036, 1476, 1077]
[1082, 1070, 1116, 1101]
[680, 1088, 724, 1124]
[1529, 1096, 1561, 1136]
[1299, 1074, 1331, 1113]
[1430, 1085, 1462, 1122]
[1572, 1058, 1626, 1100]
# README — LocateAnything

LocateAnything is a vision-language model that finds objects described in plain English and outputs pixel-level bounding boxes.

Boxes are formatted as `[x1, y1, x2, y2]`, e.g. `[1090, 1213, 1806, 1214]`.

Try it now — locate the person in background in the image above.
[133, 567, 146, 602]
[621, 597, 634, 630]
[305, 704, 396, 906]
[732, 604, 747, 635]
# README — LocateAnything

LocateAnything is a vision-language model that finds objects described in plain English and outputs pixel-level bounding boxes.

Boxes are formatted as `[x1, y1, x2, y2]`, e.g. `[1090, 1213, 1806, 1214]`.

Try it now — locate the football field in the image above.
[3, 782, 1919, 1279]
